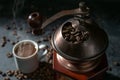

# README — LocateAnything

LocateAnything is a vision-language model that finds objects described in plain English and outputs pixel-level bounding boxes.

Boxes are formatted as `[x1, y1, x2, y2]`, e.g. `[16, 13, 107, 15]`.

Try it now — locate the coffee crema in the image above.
[15, 42, 36, 57]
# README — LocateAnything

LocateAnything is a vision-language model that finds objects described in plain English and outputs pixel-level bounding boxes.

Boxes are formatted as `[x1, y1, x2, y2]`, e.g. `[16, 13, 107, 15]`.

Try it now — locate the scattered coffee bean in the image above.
[1, 36, 7, 47]
[23, 75, 28, 79]
[26, 29, 32, 33]
[6, 52, 13, 58]
[4, 77, 10, 80]
[0, 70, 3, 74]
[24, 62, 54, 80]
[7, 39, 10, 42]
[42, 49, 48, 56]
[13, 27, 17, 30]
[36, 40, 41, 43]
[16, 36, 21, 40]
[108, 67, 112, 71]
[12, 30, 17, 36]
[2, 73, 6, 77]
[48, 59, 53, 64]
[5, 25, 11, 30]
[39, 44, 47, 50]
[19, 74, 24, 78]
[19, 27, 23, 31]
[16, 40, 19, 43]
[6, 70, 14, 76]
[47, 50, 53, 64]
[113, 61, 120, 66]
[14, 71, 18, 77]
[16, 75, 22, 80]
[42, 37, 49, 42]
[11, 41, 16, 45]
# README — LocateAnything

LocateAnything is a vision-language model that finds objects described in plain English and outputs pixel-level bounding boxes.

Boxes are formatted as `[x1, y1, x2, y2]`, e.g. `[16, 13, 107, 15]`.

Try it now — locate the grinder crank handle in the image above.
[41, 7, 89, 29]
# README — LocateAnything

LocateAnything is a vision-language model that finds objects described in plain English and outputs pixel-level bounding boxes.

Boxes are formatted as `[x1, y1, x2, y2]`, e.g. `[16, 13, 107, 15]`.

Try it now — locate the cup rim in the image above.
[12, 40, 38, 59]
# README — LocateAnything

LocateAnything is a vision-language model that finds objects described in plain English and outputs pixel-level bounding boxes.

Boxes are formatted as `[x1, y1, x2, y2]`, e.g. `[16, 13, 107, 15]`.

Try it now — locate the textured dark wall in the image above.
[0, 0, 120, 18]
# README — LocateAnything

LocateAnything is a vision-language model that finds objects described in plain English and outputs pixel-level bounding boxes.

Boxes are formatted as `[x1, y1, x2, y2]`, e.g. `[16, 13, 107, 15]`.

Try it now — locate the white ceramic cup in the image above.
[12, 40, 39, 73]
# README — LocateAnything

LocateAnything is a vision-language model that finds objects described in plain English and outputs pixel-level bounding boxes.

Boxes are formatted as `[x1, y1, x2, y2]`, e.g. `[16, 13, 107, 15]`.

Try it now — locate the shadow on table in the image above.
[104, 73, 120, 80]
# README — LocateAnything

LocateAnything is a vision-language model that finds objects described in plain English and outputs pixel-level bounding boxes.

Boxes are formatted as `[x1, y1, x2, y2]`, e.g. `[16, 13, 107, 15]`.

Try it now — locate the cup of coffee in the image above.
[12, 40, 39, 73]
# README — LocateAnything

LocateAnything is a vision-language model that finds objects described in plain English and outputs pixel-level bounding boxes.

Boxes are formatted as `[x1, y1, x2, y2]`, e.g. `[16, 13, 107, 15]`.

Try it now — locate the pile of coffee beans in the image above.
[0, 69, 28, 80]
[27, 62, 54, 80]
[62, 22, 89, 44]
[0, 62, 54, 80]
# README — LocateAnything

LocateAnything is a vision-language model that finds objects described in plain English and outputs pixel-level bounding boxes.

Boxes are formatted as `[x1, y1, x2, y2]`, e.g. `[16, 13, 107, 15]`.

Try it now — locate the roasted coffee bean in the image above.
[18, 74, 24, 78]
[6, 52, 13, 58]
[71, 28, 75, 32]
[16, 75, 22, 80]
[12, 30, 17, 36]
[19, 27, 23, 31]
[74, 41, 79, 44]
[70, 31, 76, 35]
[0, 70, 3, 74]
[4, 77, 10, 80]
[76, 36, 81, 42]
[108, 67, 112, 71]
[17, 70, 22, 74]
[2, 73, 6, 77]
[36, 40, 41, 43]
[113, 61, 120, 66]
[11, 41, 16, 45]
[82, 31, 89, 41]
[47, 52, 53, 61]
[5, 25, 11, 30]
[26, 29, 32, 33]
[14, 70, 20, 76]
[48, 60, 53, 64]
[23, 75, 28, 79]
[13, 26, 17, 30]
[16, 40, 19, 43]
[42, 37, 49, 42]
[1, 36, 7, 47]
[32, 30, 43, 35]
[62, 29, 69, 33]
[69, 35, 76, 42]
[14, 72, 18, 77]
[7, 39, 10, 42]
[74, 32, 82, 36]
[64, 34, 70, 37]
[6, 70, 14, 76]
[64, 37, 69, 41]
[16, 36, 21, 40]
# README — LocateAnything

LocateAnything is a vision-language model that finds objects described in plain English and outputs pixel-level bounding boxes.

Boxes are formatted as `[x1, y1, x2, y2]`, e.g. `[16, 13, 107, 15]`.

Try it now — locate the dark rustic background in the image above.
[0, 0, 120, 80]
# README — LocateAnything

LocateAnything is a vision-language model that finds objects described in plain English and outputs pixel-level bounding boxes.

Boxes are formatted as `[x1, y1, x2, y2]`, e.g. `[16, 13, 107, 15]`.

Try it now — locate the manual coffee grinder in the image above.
[51, 2, 109, 80]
